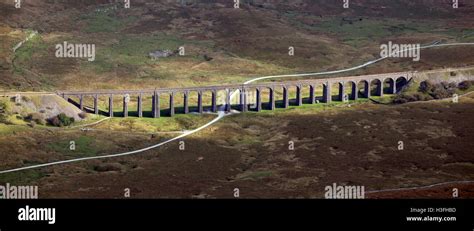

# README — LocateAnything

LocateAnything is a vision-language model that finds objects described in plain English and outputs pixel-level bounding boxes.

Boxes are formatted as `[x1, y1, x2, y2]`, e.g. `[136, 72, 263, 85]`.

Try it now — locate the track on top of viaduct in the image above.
[57, 71, 413, 117]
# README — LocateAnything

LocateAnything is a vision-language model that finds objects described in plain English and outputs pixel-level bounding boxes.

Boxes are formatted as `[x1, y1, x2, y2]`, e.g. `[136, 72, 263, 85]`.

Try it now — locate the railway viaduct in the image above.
[57, 71, 413, 118]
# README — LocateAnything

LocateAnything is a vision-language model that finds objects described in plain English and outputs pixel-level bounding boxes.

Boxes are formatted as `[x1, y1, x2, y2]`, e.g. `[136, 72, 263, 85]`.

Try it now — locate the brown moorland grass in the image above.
[0, 94, 472, 198]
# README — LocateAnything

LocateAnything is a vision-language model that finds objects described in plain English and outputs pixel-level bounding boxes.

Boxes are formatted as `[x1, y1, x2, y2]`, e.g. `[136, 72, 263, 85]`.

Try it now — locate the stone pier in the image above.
[390, 80, 397, 94]
[225, 89, 231, 112]
[211, 90, 217, 113]
[269, 87, 275, 110]
[108, 95, 113, 117]
[256, 88, 262, 112]
[351, 82, 358, 100]
[364, 81, 370, 98]
[183, 91, 189, 114]
[296, 85, 302, 106]
[137, 94, 143, 117]
[323, 83, 331, 103]
[283, 87, 289, 108]
[79, 95, 84, 111]
[198, 91, 203, 113]
[94, 95, 99, 115]
[309, 85, 315, 104]
[376, 82, 383, 96]
[169, 92, 174, 117]
[239, 89, 247, 112]
[123, 95, 129, 117]
[152, 92, 160, 118]
[338, 82, 345, 101]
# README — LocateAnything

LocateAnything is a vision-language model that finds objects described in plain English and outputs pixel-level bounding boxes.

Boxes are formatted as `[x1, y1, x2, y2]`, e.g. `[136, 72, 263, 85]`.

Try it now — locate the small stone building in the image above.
[149, 50, 174, 60]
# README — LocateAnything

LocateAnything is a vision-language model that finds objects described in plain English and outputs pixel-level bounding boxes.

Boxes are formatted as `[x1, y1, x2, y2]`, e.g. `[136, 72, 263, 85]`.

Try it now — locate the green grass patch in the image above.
[96, 114, 216, 132]
[80, 10, 137, 33]
[284, 15, 456, 47]
[315, 19, 434, 46]
[13, 32, 47, 74]
[47, 135, 99, 157]
[240, 135, 263, 145]
[237, 170, 273, 180]
[370, 95, 397, 104]
[254, 97, 372, 115]
[83, 33, 207, 75]
[0, 170, 46, 185]
[456, 85, 474, 95]
[0, 124, 29, 135]
[69, 114, 105, 126]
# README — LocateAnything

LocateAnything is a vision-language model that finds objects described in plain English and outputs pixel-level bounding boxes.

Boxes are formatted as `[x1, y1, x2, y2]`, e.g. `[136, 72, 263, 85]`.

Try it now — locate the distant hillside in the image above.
[1, 0, 473, 30]
[0, 0, 473, 91]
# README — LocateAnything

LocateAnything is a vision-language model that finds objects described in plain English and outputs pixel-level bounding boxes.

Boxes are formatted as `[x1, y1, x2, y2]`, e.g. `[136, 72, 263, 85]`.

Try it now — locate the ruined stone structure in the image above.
[57, 71, 413, 117]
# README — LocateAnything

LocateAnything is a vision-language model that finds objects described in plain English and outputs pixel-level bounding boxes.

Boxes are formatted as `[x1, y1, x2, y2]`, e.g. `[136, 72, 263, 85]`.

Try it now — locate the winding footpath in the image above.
[1, 42, 474, 175]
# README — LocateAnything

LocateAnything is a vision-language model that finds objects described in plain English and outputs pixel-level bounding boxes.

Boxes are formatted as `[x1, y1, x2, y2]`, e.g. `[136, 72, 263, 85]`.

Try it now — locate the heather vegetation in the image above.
[393, 79, 474, 104]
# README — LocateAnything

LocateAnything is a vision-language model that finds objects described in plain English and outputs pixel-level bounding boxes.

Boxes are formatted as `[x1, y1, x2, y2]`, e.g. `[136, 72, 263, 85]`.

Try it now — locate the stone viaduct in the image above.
[57, 71, 413, 118]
